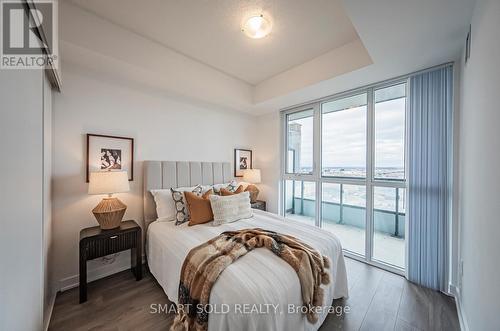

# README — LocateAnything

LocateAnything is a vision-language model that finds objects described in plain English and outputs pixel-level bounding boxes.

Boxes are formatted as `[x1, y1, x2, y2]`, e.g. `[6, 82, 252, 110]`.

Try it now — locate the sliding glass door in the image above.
[282, 81, 407, 273]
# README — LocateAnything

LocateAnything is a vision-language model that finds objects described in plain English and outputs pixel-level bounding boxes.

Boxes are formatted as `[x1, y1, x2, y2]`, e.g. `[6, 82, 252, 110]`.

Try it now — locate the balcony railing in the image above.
[286, 185, 405, 238]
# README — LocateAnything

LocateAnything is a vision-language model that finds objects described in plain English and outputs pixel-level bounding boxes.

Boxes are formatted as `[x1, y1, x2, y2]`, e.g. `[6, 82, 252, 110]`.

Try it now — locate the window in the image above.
[285, 180, 316, 226]
[322, 183, 366, 256]
[374, 84, 406, 180]
[286, 109, 314, 175]
[373, 187, 406, 268]
[282, 80, 407, 273]
[322, 93, 367, 178]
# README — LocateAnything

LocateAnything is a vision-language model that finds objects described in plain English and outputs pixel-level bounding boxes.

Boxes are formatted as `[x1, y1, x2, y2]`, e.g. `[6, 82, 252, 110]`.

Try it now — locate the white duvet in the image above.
[147, 210, 348, 331]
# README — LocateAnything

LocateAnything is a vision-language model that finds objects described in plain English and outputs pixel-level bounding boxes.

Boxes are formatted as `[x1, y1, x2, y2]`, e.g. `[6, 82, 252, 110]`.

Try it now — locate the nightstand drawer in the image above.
[83, 231, 137, 259]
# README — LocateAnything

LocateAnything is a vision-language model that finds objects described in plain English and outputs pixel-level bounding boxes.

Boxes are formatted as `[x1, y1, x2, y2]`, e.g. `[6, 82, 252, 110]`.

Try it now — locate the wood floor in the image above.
[49, 258, 460, 331]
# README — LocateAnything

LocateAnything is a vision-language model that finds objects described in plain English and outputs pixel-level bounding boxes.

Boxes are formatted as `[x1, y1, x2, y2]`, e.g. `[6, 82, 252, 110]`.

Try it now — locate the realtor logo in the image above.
[1, 0, 57, 69]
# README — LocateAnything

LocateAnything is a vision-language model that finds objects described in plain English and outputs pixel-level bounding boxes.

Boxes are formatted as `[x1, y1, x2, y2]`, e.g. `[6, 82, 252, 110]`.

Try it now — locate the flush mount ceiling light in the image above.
[242, 14, 272, 39]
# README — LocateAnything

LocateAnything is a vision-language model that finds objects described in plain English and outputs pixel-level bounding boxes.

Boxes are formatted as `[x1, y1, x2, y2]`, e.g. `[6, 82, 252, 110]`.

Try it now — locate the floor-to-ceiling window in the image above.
[282, 80, 407, 273]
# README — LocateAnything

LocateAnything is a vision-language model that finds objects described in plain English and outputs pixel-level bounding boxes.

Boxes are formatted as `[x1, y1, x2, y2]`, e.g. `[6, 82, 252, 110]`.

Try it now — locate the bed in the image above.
[143, 161, 348, 331]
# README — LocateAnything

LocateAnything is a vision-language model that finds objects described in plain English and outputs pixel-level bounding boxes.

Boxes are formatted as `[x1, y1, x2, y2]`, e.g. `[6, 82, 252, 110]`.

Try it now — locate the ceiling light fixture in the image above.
[242, 14, 272, 39]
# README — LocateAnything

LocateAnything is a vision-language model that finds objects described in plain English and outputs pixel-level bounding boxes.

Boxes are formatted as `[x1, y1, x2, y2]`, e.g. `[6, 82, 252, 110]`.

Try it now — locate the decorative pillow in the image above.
[212, 181, 238, 195]
[185, 189, 214, 226]
[220, 185, 244, 196]
[200, 185, 214, 194]
[209, 191, 253, 225]
[150, 189, 176, 222]
[171, 185, 203, 225]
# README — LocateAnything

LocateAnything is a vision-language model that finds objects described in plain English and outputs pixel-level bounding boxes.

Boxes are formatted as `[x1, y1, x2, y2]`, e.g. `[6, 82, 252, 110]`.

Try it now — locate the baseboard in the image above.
[58, 257, 132, 292]
[43, 290, 56, 331]
[449, 284, 469, 331]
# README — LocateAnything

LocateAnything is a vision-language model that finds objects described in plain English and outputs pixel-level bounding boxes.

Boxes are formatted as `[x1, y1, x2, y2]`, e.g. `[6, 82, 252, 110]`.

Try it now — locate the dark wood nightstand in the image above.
[251, 200, 266, 211]
[79, 220, 142, 303]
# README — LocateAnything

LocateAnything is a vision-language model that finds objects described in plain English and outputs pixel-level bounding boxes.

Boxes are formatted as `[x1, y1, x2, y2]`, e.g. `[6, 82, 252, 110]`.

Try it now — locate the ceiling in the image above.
[61, 0, 476, 115]
[69, 0, 360, 85]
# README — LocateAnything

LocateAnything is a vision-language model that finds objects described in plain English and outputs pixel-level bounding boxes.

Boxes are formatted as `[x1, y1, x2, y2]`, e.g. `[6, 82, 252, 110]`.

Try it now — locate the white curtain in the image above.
[407, 65, 453, 291]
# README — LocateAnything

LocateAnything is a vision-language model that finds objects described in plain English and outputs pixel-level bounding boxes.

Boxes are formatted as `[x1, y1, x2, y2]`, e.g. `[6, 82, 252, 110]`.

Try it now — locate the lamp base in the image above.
[92, 197, 127, 229]
[245, 184, 260, 203]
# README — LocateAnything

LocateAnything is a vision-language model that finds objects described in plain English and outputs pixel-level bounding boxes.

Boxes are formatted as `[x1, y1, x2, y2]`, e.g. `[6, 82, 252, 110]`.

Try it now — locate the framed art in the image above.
[234, 148, 252, 177]
[86, 134, 134, 182]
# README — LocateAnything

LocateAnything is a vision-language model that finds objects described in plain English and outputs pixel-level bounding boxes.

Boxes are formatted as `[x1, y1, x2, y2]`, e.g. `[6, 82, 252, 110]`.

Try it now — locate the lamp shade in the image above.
[243, 169, 261, 184]
[88, 171, 130, 195]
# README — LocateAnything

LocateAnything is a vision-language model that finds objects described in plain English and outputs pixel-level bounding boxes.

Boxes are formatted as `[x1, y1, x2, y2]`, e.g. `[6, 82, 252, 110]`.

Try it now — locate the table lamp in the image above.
[88, 171, 130, 229]
[243, 169, 261, 203]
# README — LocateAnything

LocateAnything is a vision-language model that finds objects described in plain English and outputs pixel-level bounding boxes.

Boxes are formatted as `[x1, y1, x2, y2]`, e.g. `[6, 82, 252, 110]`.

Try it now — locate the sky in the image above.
[290, 97, 405, 169]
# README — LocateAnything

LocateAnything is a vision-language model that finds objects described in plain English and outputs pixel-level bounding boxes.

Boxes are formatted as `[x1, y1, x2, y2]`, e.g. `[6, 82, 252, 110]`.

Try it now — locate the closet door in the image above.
[0, 70, 45, 330]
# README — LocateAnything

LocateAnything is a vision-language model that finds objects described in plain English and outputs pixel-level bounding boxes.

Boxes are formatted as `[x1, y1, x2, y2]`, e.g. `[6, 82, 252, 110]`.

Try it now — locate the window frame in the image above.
[280, 77, 409, 275]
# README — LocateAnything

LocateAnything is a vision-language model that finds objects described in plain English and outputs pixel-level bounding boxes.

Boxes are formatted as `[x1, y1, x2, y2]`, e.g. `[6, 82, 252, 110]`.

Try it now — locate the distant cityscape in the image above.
[293, 166, 404, 179]
[288, 166, 406, 212]
[323, 166, 404, 180]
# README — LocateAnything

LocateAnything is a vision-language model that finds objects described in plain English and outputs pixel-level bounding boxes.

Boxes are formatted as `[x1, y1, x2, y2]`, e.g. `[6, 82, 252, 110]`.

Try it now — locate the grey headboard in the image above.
[143, 161, 233, 228]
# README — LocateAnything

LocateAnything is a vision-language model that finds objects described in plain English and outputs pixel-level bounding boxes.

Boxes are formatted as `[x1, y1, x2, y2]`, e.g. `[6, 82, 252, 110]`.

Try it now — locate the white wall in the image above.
[253, 112, 281, 214]
[0, 70, 44, 330]
[458, 0, 500, 329]
[51, 61, 256, 289]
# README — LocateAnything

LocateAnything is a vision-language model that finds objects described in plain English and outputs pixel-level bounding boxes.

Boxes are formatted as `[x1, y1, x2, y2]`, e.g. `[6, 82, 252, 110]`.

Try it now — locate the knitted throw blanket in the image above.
[170, 228, 331, 331]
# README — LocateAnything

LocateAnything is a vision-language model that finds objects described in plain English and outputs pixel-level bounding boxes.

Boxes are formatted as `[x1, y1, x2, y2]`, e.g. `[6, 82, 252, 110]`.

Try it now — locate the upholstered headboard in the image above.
[143, 161, 233, 228]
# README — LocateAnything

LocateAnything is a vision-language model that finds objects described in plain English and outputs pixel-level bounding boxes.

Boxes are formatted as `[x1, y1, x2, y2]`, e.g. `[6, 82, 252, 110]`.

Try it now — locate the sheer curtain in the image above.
[407, 65, 453, 291]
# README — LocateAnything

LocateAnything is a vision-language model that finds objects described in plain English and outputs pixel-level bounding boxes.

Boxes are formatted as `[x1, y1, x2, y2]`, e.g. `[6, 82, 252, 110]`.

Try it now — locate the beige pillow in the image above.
[209, 191, 253, 225]
[185, 190, 214, 226]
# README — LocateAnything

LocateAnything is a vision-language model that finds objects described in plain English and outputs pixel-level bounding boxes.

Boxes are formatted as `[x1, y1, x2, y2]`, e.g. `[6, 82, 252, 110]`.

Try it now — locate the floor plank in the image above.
[321, 260, 385, 331]
[358, 271, 405, 331]
[49, 258, 459, 331]
[397, 281, 432, 330]
[49, 271, 172, 331]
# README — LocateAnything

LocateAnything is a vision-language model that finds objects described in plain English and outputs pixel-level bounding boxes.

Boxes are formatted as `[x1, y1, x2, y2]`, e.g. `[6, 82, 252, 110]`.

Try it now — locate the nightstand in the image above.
[251, 200, 266, 211]
[79, 220, 142, 303]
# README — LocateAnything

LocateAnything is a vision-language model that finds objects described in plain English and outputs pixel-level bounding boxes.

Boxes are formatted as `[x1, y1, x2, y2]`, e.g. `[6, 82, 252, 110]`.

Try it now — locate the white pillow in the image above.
[210, 191, 253, 225]
[150, 189, 176, 222]
[150, 185, 202, 222]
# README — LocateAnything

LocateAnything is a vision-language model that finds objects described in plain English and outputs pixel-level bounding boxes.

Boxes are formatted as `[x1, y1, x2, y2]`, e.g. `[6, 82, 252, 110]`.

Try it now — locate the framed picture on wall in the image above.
[234, 148, 252, 177]
[86, 134, 134, 182]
